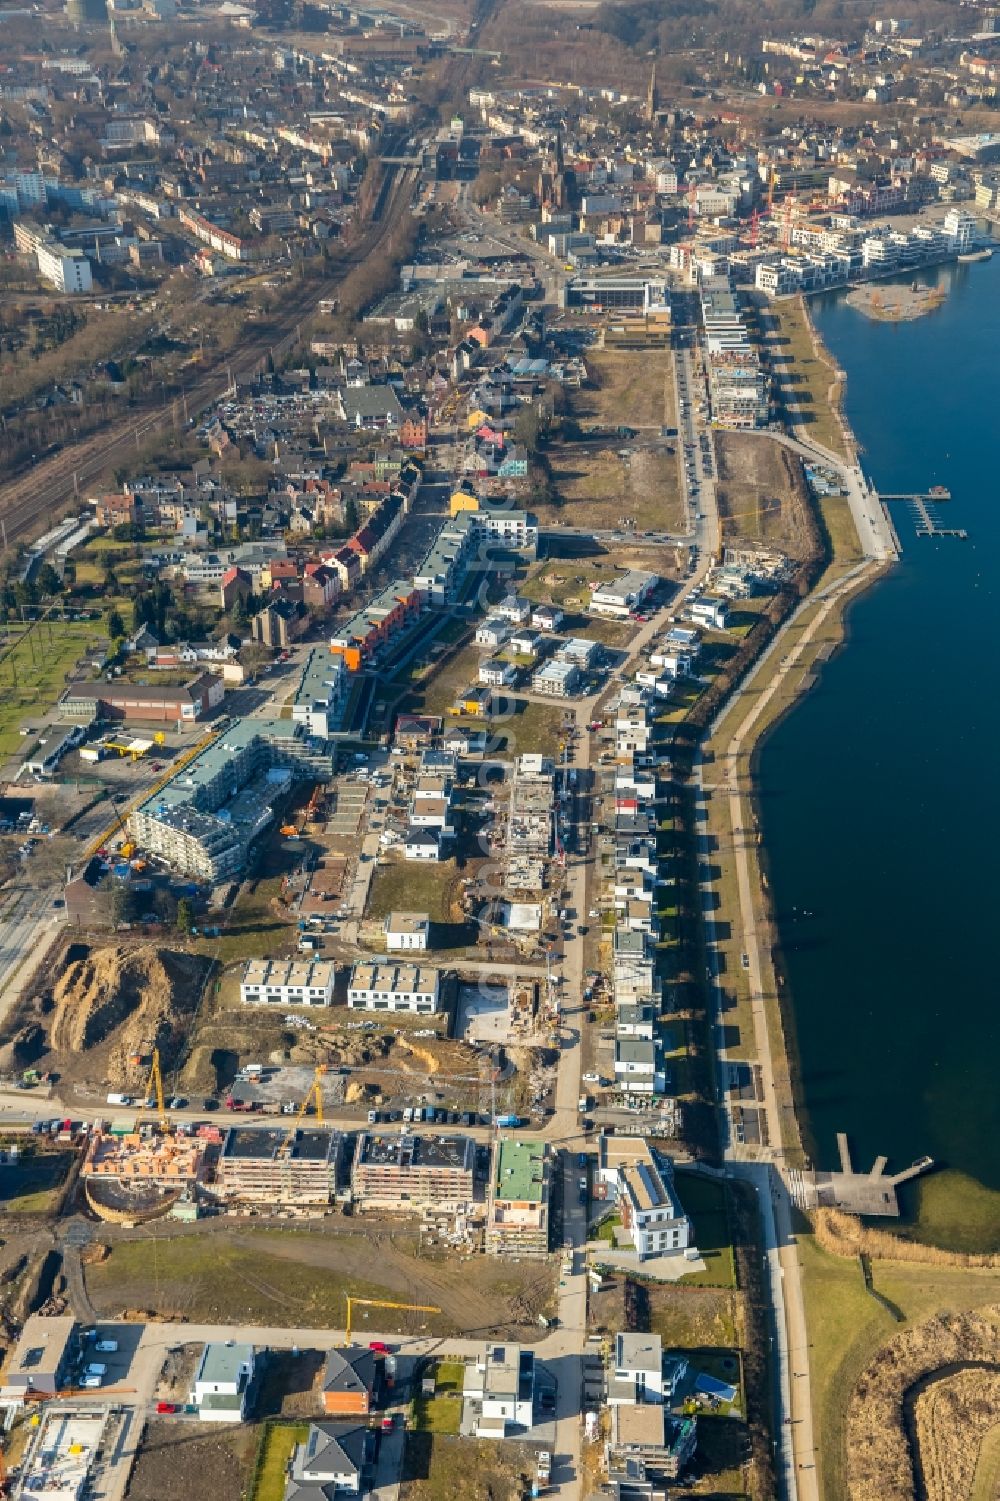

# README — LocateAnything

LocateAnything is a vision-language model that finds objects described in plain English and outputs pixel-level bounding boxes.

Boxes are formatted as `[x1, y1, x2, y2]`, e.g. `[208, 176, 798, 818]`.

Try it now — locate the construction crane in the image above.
[687, 181, 697, 233]
[343, 1296, 440, 1346]
[83, 726, 221, 863]
[278, 1065, 327, 1158]
[767, 162, 777, 214]
[24, 1385, 136, 1403]
[130, 1047, 168, 1130]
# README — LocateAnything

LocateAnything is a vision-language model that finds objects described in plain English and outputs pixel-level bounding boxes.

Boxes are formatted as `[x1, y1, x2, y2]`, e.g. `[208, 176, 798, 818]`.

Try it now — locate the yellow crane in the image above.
[278, 1065, 327, 1157]
[343, 1296, 440, 1345]
[142, 1047, 167, 1131]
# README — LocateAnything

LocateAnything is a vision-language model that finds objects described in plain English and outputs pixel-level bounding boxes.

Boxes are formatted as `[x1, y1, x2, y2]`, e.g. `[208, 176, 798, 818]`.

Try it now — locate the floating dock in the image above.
[909, 497, 967, 539]
[880, 487, 967, 540]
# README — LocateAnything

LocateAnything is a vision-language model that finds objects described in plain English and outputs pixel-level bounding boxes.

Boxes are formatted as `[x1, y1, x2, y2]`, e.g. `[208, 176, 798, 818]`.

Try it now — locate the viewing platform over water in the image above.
[786, 1135, 935, 1217]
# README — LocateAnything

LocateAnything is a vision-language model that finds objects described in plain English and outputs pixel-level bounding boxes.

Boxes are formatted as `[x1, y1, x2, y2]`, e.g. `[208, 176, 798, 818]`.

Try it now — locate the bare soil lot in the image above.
[715, 432, 817, 559]
[1, 941, 212, 1097]
[575, 349, 673, 431]
[401, 1434, 536, 1501]
[126, 1421, 257, 1501]
[543, 444, 685, 534]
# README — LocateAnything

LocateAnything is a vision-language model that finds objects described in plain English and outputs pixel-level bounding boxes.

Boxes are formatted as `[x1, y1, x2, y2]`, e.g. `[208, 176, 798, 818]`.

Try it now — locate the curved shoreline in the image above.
[730, 302, 1000, 1248]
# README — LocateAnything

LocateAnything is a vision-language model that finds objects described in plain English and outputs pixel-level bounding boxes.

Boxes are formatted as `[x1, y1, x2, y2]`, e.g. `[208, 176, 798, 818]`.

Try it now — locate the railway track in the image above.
[0, 162, 416, 550]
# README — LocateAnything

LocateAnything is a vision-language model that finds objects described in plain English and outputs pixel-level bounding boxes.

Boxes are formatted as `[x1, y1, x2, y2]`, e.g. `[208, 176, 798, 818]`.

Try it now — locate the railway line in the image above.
[0, 159, 417, 551]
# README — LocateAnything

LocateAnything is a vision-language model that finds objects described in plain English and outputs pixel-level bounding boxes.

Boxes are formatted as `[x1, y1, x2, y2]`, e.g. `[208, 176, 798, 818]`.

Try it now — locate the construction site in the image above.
[14, 1406, 111, 1501]
[0, 943, 214, 1096]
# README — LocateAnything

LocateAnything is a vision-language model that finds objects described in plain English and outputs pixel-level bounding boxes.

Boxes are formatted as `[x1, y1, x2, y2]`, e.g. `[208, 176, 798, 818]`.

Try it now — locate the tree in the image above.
[36, 563, 62, 597]
[176, 897, 195, 934]
[513, 402, 549, 455]
[106, 607, 125, 640]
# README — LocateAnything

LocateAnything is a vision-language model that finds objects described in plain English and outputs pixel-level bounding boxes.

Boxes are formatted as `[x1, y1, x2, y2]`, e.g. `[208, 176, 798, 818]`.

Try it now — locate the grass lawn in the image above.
[680, 1413, 748, 1497]
[798, 1232, 1000, 1501]
[409, 1361, 466, 1436]
[644, 1283, 738, 1351]
[674, 1173, 737, 1289]
[0, 1153, 71, 1213]
[408, 640, 482, 717]
[521, 559, 607, 607]
[816, 494, 863, 573]
[0, 618, 106, 761]
[767, 297, 848, 460]
[366, 858, 460, 923]
[190, 876, 292, 966]
[594, 1213, 622, 1246]
[252, 1423, 309, 1501]
[431, 1360, 465, 1394]
[85, 1231, 462, 1333]
[505, 700, 571, 758]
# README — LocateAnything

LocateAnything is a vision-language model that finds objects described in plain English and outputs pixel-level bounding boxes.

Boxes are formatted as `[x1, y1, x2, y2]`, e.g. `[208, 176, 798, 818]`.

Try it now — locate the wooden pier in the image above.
[880, 486, 952, 502]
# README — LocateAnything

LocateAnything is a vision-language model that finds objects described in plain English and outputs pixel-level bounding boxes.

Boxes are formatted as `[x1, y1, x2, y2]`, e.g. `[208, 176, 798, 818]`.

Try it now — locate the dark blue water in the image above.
[758, 258, 1000, 1196]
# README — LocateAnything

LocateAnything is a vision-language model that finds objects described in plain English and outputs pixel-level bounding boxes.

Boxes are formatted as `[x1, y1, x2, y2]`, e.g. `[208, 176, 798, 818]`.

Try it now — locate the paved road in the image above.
[759, 428, 897, 562]
[0, 883, 64, 1033]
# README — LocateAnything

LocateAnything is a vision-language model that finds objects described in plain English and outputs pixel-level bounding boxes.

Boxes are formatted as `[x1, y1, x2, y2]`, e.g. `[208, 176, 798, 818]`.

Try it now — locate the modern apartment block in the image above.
[346, 963, 440, 1014]
[350, 1132, 476, 1210]
[217, 1127, 343, 1204]
[485, 1138, 550, 1257]
[128, 717, 333, 882]
[597, 1135, 692, 1261]
[240, 958, 336, 1008]
[383, 912, 430, 951]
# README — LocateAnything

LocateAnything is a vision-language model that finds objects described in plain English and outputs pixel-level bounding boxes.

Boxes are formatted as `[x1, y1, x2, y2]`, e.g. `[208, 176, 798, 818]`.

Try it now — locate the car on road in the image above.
[156, 1401, 178, 1414]
[381, 1415, 394, 1433]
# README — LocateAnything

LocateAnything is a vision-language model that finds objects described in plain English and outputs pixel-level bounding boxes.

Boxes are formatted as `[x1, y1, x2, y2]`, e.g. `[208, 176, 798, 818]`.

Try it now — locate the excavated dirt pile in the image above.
[48, 945, 210, 1085]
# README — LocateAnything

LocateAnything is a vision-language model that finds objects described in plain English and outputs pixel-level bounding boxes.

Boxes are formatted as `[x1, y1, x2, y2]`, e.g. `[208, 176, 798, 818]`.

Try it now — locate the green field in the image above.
[799, 1233, 1000, 1501]
[0, 619, 106, 760]
[366, 859, 459, 923]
